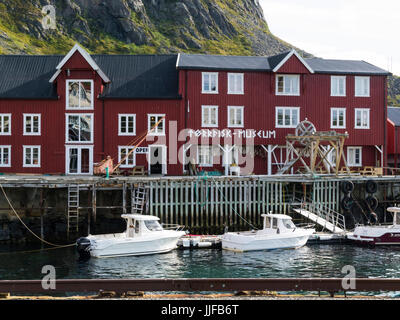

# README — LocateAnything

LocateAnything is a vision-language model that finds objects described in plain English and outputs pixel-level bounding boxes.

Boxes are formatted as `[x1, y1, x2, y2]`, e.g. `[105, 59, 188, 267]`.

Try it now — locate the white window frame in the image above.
[65, 145, 93, 175]
[118, 114, 136, 136]
[330, 108, 346, 129]
[275, 74, 300, 96]
[66, 79, 94, 110]
[355, 76, 370, 97]
[275, 107, 300, 128]
[347, 147, 362, 167]
[147, 114, 165, 136]
[201, 106, 219, 128]
[197, 145, 214, 167]
[23, 114, 41, 136]
[331, 76, 346, 97]
[0, 114, 11, 136]
[202, 72, 219, 94]
[23, 145, 41, 168]
[0, 146, 11, 167]
[228, 73, 244, 94]
[65, 113, 94, 144]
[227, 106, 244, 128]
[118, 146, 137, 168]
[354, 108, 370, 129]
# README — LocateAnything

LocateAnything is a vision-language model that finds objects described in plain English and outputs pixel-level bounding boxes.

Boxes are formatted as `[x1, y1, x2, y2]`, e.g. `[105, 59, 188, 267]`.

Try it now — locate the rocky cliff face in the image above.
[0, 0, 304, 57]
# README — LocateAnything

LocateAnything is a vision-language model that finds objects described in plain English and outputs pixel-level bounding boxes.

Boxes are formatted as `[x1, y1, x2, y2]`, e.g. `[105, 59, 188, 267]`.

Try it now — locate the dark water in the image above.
[1, 244, 400, 296]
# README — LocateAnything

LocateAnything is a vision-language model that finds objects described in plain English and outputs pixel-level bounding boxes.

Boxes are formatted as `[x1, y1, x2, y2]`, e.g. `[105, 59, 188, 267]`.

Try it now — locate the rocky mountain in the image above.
[0, 0, 398, 105]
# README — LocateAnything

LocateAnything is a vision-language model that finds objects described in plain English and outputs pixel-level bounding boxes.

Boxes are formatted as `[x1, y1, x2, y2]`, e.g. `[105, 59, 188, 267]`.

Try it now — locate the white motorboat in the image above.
[221, 214, 315, 252]
[76, 214, 186, 258]
[347, 207, 400, 246]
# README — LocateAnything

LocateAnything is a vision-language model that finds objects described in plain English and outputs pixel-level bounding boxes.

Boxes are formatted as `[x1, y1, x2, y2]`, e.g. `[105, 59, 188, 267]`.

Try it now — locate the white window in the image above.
[355, 108, 370, 129]
[331, 76, 346, 96]
[198, 145, 214, 167]
[202, 106, 218, 127]
[0, 146, 11, 167]
[118, 114, 136, 136]
[331, 108, 346, 129]
[275, 107, 300, 128]
[355, 76, 370, 97]
[66, 80, 94, 109]
[118, 146, 136, 168]
[23, 146, 40, 167]
[148, 114, 165, 135]
[23, 114, 41, 135]
[0, 114, 11, 135]
[202, 72, 218, 94]
[228, 73, 244, 94]
[228, 106, 244, 128]
[348, 147, 362, 167]
[276, 74, 300, 96]
[66, 114, 93, 143]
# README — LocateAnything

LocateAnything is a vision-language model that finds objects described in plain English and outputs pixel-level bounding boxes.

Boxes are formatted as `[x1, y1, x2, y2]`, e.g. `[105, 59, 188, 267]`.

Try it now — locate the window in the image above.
[66, 114, 93, 143]
[118, 114, 136, 136]
[202, 72, 218, 94]
[348, 147, 362, 167]
[148, 114, 165, 135]
[0, 146, 11, 167]
[66, 80, 94, 109]
[23, 146, 40, 167]
[276, 75, 300, 96]
[355, 108, 370, 129]
[275, 107, 300, 128]
[198, 145, 213, 167]
[228, 73, 244, 94]
[331, 108, 346, 129]
[228, 106, 244, 128]
[202, 106, 218, 127]
[118, 146, 136, 168]
[355, 77, 370, 97]
[331, 76, 346, 96]
[23, 114, 41, 135]
[0, 114, 11, 135]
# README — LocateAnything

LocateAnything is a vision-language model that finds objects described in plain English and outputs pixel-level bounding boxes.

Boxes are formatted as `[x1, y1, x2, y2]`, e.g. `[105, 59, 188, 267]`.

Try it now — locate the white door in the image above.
[66, 146, 93, 175]
[148, 145, 167, 175]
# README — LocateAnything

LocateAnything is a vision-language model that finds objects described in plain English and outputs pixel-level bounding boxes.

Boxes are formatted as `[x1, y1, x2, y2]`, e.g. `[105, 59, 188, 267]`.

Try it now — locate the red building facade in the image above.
[0, 44, 390, 176]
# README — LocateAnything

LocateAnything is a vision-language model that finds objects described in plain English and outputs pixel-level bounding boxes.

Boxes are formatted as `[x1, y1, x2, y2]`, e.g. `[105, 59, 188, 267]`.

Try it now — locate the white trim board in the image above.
[273, 49, 314, 74]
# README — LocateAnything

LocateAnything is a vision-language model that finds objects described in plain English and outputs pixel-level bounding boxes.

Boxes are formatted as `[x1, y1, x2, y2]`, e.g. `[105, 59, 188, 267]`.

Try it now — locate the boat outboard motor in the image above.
[76, 237, 92, 259]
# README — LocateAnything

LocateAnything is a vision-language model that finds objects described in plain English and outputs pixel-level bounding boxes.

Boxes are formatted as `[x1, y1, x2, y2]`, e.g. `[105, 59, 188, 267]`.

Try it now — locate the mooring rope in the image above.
[0, 184, 75, 249]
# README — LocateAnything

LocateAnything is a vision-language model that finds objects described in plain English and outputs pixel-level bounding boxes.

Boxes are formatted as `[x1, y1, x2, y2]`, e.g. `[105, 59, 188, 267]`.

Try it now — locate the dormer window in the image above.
[276, 74, 300, 96]
[66, 80, 94, 109]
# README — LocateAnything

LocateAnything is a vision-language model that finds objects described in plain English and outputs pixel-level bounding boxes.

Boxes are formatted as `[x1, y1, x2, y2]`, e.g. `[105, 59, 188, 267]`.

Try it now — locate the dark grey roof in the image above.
[0, 54, 180, 99]
[178, 53, 271, 71]
[267, 51, 291, 70]
[388, 107, 400, 126]
[305, 58, 391, 75]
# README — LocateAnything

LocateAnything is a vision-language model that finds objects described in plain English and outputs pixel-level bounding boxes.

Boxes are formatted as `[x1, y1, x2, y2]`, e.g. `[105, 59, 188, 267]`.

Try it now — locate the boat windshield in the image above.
[396, 213, 400, 225]
[282, 219, 296, 229]
[144, 220, 163, 231]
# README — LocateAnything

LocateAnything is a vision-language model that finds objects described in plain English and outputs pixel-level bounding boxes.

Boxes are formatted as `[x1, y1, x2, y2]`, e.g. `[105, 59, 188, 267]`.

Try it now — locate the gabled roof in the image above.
[49, 43, 110, 83]
[271, 49, 314, 74]
[388, 107, 400, 126]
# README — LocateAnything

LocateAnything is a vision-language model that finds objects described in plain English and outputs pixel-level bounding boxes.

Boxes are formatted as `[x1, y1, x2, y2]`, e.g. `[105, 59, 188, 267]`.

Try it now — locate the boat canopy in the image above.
[261, 214, 293, 220]
[121, 214, 160, 221]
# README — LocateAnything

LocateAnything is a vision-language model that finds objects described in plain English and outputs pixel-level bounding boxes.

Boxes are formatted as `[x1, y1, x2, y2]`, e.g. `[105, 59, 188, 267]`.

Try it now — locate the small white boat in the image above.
[221, 214, 315, 252]
[76, 214, 186, 258]
[347, 207, 400, 246]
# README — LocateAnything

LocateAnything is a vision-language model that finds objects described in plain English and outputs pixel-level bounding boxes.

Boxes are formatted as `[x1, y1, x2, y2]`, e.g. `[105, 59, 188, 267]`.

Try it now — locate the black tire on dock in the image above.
[341, 196, 354, 210]
[365, 195, 379, 211]
[365, 179, 378, 194]
[340, 181, 354, 194]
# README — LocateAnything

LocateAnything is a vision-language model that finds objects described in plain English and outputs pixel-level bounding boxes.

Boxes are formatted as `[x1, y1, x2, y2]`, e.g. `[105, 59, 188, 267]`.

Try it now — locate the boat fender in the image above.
[369, 211, 378, 224]
[366, 180, 378, 194]
[340, 196, 354, 210]
[365, 195, 379, 211]
[340, 181, 354, 194]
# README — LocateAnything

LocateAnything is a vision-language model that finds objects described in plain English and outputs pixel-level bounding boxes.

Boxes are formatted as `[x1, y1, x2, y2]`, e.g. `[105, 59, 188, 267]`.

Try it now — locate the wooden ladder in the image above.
[131, 183, 147, 215]
[67, 184, 80, 235]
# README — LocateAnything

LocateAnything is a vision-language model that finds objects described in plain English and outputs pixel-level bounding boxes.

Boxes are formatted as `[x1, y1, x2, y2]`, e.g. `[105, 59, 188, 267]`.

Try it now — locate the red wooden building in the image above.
[0, 44, 391, 176]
